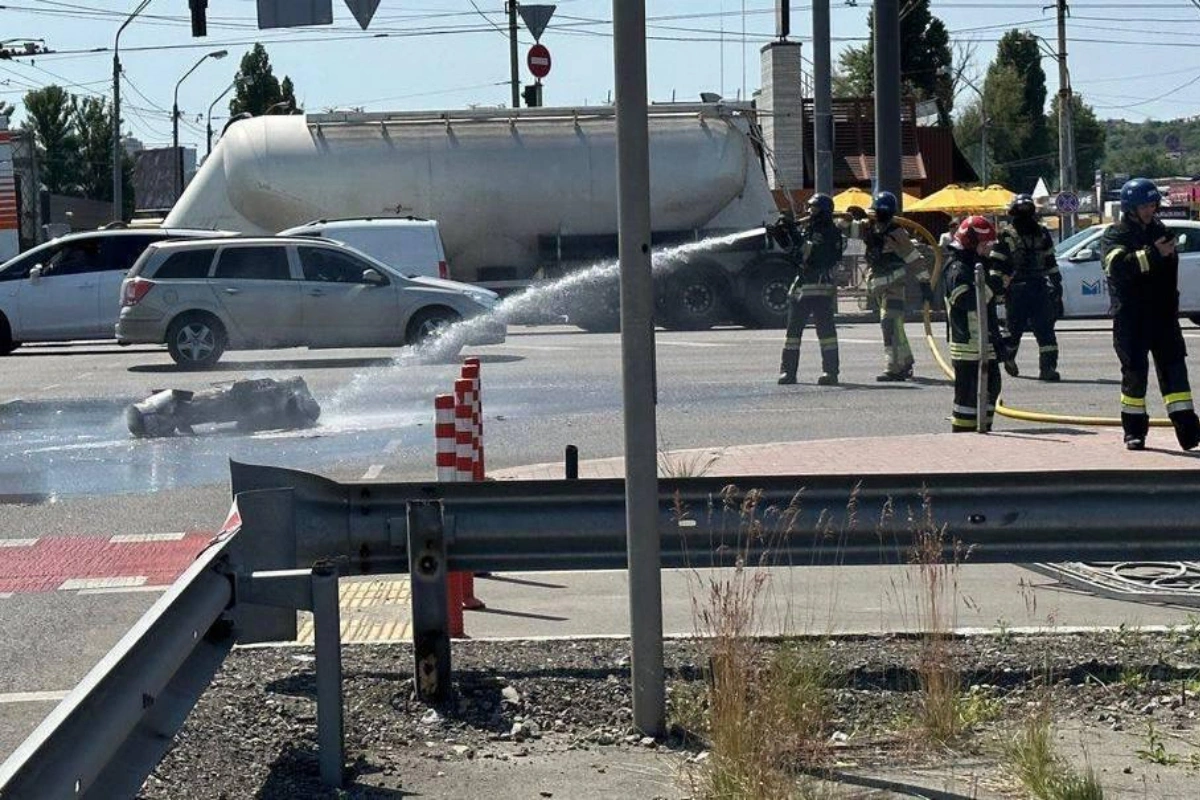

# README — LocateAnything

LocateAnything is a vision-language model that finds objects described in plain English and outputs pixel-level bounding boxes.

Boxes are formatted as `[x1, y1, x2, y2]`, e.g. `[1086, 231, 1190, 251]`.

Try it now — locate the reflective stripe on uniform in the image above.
[1165, 391, 1194, 415]
[868, 268, 906, 291]
[951, 417, 977, 429]
[1102, 247, 1126, 274]
[783, 337, 800, 350]
[1121, 394, 1148, 415]
[797, 283, 836, 296]
[948, 284, 970, 304]
[1136, 248, 1151, 274]
[1039, 345, 1058, 354]
[819, 337, 838, 349]
[903, 248, 922, 264]
[990, 251, 1008, 262]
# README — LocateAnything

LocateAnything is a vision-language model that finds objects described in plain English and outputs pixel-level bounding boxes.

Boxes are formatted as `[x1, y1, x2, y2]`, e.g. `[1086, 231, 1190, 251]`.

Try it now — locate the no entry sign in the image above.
[527, 44, 551, 80]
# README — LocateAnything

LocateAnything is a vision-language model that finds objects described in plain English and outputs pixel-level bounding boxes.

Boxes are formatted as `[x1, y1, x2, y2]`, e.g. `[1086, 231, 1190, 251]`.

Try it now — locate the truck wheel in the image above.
[659, 269, 727, 331]
[0, 315, 18, 355]
[740, 260, 793, 329]
[167, 312, 227, 369]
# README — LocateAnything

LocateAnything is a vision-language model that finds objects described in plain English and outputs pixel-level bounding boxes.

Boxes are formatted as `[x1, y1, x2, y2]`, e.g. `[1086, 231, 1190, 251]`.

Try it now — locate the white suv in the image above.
[116, 237, 504, 368]
[278, 217, 451, 280]
[0, 228, 232, 354]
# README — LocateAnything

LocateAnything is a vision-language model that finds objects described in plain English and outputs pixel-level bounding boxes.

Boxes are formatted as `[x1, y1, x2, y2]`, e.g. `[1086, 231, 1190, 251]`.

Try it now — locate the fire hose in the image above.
[865, 213, 1172, 428]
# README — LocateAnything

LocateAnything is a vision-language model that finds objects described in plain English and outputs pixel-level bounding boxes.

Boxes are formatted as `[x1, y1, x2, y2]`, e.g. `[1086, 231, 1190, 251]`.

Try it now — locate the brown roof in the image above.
[800, 97, 926, 187]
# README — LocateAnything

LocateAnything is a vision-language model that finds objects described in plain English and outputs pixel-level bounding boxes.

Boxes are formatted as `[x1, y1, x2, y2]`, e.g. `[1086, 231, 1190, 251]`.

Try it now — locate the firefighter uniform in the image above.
[847, 214, 930, 380]
[992, 204, 1062, 381]
[943, 238, 1007, 432]
[776, 204, 845, 385]
[1101, 178, 1200, 451]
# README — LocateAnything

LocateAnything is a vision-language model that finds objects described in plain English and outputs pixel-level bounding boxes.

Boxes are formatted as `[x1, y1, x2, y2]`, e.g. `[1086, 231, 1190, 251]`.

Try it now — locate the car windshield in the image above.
[1055, 225, 1104, 256]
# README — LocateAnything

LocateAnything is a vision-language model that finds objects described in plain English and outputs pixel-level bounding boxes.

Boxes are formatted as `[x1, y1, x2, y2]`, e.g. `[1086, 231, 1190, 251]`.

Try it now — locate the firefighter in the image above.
[992, 194, 1062, 381]
[1101, 177, 1200, 451]
[943, 215, 1008, 432]
[773, 193, 845, 386]
[846, 191, 933, 381]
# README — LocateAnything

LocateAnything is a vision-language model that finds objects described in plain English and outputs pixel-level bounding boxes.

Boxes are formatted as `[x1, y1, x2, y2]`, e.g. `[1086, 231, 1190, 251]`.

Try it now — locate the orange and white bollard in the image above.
[462, 358, 485, 480]
[434, 393, 466, 638]
[453, 375, 486, 610]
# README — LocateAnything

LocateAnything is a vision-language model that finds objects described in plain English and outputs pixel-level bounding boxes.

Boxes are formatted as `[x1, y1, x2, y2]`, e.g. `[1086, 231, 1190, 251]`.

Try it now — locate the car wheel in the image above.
[739, 258, 793, 329]
[166, 313, 226, 369]
[0, 315, 18, 355]
[406, 306, 461, 346]
[658, 266, 728, 331]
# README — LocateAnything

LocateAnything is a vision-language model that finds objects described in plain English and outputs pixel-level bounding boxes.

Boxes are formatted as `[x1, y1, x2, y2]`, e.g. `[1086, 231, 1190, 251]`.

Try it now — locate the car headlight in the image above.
[469, 291, 499, 309]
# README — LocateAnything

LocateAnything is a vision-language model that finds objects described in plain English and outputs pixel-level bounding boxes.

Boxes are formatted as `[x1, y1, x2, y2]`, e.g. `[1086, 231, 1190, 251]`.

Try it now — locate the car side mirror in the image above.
[362, 268, 387, 286]
[28, 265, 43, 283]
[1070, 247, 1096, 263]
[1179, 234, 1189, 250]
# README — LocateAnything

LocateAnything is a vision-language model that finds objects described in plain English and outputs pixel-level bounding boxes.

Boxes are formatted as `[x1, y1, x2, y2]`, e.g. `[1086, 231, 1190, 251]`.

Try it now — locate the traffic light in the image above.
[522, 83, 542, 108]
[190, 0, 208, 37]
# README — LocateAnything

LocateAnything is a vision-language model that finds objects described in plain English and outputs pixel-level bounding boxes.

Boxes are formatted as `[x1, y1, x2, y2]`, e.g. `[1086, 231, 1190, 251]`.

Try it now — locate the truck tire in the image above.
[167, 312, 227, 369]
[658, 266, 728, 331]
[739, 258, 793, 329]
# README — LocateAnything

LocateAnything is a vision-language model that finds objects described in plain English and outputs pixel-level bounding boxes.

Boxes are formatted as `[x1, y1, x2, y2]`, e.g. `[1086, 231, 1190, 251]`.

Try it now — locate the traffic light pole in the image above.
[812, 0, 834, 195]
[873, 0, 902, 205]
[508, 2, 520, 108]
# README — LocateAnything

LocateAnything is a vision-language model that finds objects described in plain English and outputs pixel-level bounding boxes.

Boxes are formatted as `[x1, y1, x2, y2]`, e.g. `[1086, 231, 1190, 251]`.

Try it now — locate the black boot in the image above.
[1039, 350, 1060, 382]
[876, 370, 907, 382]
[1125, 434, 1146, 451]
[817, 372, 838, 386]
[777, 372, 797, 385]
[1004, 359, 1019, 377]
[1172, 410, 1200, 451]
[778, 349, 799, 385]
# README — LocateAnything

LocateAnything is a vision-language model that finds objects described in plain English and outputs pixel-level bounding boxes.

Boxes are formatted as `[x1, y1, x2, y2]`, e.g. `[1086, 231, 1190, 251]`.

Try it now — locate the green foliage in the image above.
[1048, 93, 1106, 189]
[834, 1, 954, 125]
[0, 101, 13, 119]
[955, 64, 1034, 188]
[230, 44, 300, 116]
[1104, 118, 1200, 177]
[22, 85, 78, 194]
[991, 31, 1052, 191]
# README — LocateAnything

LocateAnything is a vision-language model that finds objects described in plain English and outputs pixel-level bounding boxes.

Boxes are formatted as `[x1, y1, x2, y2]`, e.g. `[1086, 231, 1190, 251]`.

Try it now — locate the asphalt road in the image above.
[0, 318, 1191, 764]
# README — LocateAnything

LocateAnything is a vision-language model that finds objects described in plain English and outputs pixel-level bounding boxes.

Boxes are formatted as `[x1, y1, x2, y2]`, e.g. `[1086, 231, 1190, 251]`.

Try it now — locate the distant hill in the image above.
[1102, 117, 1200, 178]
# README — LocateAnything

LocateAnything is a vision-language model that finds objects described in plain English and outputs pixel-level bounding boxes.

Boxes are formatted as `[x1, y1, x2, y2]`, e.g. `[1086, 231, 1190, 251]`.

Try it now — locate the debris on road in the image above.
[125, 377, 321, 438]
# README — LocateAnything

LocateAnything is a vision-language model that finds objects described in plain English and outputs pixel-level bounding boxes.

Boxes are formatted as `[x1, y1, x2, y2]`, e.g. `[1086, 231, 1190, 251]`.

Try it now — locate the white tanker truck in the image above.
[164, 103, 795, 331]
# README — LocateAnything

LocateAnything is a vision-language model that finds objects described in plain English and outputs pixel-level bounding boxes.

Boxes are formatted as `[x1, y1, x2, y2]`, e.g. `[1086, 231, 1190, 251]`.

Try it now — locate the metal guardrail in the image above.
[5, 462, 1200, 797]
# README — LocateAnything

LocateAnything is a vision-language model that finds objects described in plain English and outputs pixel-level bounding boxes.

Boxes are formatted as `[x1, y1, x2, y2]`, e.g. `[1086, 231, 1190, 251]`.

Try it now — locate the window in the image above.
[298, 247, 380, 284]
[213, 246, 292, 281]
[151, 249, 216, 279]
[101, 235, 160, 272]
[44, 240, 102, 277]
[0, 249, 49, 282]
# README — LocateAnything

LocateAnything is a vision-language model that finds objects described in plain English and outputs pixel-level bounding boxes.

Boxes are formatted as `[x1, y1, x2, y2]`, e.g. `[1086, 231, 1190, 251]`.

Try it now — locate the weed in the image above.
[995, 617, 1012, 646]
[657, 438, 724, 479]
[956, 685, 1004, 730]
[667, 680, 709, 741]
[1119, 668, 1148, 691]
[1136, 722, 1180, 766]
[1007, 707, 1105, 800]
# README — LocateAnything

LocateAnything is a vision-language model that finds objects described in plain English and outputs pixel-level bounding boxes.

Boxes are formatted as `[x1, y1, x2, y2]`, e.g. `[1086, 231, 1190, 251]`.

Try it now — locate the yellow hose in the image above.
[890, 215, 1172, 428]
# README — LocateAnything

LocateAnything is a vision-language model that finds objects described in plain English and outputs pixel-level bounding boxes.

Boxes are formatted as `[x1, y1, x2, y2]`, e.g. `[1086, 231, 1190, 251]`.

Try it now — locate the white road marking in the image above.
[58, 576, 147, 591]
[656, 341, 729, 348]
[0, 593, 12, 600]
[109, 533, 187, 543]
[499, 344, 578, 352]
[0, 691, 69, 705]
[40, 384, 61, 391]
[0, 538, 37, 547]
[361, 464, 385, 480]
[78, 585, 170, 596]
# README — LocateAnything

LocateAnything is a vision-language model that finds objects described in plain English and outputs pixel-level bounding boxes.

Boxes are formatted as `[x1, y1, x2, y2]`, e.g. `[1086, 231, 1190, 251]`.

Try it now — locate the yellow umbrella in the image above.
[907, 183, 1014, 214]
[832, 187, 923, 212]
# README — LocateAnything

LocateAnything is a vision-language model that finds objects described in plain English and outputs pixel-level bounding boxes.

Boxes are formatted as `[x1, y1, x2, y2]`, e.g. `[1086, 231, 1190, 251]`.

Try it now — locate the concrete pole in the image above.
[873, 0, 902, 207]
[509, 2, 521, 109]
[111, 51, 122, 222]
[612, 0, 664, 736]
[812, 0, 834, 195]
[1056, 0, 1075, 237]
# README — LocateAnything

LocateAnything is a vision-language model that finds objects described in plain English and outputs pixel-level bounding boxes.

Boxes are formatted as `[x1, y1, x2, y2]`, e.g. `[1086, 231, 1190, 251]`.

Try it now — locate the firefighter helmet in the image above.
[952, 215, 998, 251]
[1120, 178, 1161, 215]
[808, 193, 834, 219]
[871, 191, 898, 218]
[1008, 193, 1036, 218]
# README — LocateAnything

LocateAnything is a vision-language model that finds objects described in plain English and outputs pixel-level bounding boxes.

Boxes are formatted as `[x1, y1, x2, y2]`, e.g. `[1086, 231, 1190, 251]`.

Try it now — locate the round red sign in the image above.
[527, 44, 551, 80]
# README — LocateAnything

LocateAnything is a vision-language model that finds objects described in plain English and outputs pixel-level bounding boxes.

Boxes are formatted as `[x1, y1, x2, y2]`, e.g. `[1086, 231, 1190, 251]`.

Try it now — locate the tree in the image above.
[1049, 92, 1107, 188]
[989, 31, 1051, 191]
[0, 101, 13, 120]
[230, 43, 299, 116]
[833, 1, 954, 125]
[954, 65, 1033, 188]
[280, 76, 299, 114]
[22, 85, 78, 194]
[71, 96, 115, 202]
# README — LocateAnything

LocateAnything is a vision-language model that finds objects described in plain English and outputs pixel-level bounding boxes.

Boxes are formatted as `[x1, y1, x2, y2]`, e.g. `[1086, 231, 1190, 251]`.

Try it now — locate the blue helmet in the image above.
[1120, 178, 1161, 215]
[808, 193, 834, 218]
[871, 190, 898, 218]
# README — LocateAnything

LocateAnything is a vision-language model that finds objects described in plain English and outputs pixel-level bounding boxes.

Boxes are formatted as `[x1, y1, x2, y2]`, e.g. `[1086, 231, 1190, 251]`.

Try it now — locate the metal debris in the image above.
[126, 378, 321, 438]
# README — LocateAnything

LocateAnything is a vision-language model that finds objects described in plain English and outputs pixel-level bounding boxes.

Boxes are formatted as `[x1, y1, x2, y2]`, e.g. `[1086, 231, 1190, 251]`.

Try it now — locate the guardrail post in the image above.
[407, 500, 452, 702]
[311, 560, 344, 789]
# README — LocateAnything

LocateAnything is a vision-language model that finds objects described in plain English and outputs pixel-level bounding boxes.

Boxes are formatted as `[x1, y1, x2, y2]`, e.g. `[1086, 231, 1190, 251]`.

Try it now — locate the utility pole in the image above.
[508, 2, 520, 109]
[1056, 0, 1076, 237]
[812, 0, 834, 195]
[874, 0, 902, 205]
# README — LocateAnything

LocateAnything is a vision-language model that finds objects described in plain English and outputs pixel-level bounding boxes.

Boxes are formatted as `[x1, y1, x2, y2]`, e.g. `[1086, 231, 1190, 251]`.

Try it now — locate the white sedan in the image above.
[1056, 220, 1200, 323]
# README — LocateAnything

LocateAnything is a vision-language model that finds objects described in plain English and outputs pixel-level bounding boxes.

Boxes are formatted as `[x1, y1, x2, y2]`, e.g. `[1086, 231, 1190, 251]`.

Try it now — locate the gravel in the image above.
[136, 630, 1200, 799]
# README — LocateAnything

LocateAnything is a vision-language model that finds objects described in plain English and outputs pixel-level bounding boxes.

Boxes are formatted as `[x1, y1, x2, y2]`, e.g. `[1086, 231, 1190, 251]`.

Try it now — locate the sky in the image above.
[0, 1, 1198, 155]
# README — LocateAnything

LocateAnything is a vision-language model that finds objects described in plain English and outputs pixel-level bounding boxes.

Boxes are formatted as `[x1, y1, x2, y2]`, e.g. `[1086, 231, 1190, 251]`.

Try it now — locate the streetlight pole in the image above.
[173, 49, 228, 199]
[113, 0, 152, 222]
[206, 81, 235, 158]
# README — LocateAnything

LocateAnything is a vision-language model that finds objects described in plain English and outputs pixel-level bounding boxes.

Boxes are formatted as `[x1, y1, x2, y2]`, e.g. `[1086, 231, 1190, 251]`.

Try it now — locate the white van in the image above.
[278, 218, 450, 280]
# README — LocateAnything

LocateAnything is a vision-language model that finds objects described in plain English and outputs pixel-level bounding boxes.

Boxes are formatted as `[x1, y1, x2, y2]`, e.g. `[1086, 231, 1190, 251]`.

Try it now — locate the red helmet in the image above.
[952, 215, 997, 250]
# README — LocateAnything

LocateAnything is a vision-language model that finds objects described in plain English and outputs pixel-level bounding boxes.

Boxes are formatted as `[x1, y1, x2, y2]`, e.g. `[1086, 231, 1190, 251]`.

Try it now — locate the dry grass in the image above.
[675, 485, 839, 799]
[657, 438, 725, 479]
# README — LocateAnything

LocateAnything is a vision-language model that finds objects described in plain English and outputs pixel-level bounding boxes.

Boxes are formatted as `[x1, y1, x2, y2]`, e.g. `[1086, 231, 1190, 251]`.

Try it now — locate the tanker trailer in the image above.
[165, 103, 794, 330]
